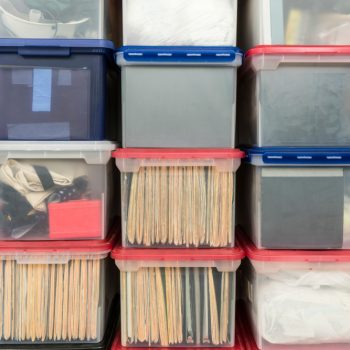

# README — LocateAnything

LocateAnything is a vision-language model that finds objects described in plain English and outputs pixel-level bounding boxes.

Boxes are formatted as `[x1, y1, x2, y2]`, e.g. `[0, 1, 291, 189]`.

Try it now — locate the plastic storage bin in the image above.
[0, 236, 117, 345]
[239, 0, 350, 50]
[237, 148, 350, 250]
[117, 46, 242, 148]
[0, 0, 118, 41]
[113, 148, 244, 248]
[112, 246, 244, 347]
[239, 232, 350, 349]
[123, 0, 237, 46]
[0, 141, 115, 240]
[238, 46, 350, 147]
[0, 39, 117, 141]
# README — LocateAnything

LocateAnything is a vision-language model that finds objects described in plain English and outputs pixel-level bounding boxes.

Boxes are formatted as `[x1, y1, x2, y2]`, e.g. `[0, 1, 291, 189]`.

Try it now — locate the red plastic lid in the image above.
[237, 228, 350, 263]
[112, 148, 245, 159]
[0, 228, 118, 254]
[246, 45, 350, 57]
[111, 246, 244, 262]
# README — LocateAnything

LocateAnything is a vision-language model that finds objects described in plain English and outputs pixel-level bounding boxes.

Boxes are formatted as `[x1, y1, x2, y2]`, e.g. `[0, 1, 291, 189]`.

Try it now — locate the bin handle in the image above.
[18, 47, 71, 57]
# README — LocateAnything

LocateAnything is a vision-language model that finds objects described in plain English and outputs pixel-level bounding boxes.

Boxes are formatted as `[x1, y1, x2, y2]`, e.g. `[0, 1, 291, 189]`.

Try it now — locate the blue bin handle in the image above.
[18, 47, 71, 57]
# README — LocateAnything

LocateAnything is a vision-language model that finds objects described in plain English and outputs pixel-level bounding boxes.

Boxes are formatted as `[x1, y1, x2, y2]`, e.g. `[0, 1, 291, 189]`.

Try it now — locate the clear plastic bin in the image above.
[238, 46, 350, 148]
[239, 231, 350, 350]
[239, 0, 350, 50]
[0, 39, 117, 141]
[116, 47, 242, 148]
[123, 0, 237, 46]
[237, 148, 350, 250]
[0, 141, 116, 240]
[0, 0, 118, 41]
[112, 246, 244, 347]
[0, 236, 117, 345]
[113, 148, 244, 248]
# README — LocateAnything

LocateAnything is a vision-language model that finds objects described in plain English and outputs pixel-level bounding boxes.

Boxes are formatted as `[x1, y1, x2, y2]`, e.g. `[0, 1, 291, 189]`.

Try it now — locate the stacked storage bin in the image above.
[112, 243, 244, 347]
[238, 230, 350, 350]
[111, 0, 246, 348]
[237, 0, 350, 349]
[0, 1, 119, 348]
[0, 238, 118, 347]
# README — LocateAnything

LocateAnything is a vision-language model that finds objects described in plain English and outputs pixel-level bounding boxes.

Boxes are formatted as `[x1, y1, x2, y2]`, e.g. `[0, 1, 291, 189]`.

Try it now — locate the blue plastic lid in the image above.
[0, 39, 115, 56]
[116, 46, 243, 66]
[245, 147, 350, 165]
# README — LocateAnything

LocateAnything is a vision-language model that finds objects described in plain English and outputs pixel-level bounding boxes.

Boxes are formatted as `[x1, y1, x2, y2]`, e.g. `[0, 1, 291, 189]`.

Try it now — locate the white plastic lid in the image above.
[0, 141, 116, 165]
[0, 141, 116, 152]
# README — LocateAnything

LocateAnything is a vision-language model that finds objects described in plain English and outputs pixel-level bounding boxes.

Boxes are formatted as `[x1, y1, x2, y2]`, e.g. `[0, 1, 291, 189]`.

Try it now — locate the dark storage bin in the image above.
[117, 46, 242, 148]
[0, 39, 117, 141]
[238, 148, 350, 250]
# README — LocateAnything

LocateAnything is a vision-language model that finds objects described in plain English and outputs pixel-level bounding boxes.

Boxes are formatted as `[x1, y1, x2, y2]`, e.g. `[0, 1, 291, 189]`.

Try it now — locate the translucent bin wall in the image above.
[239, 0, 350, 50]
[0, 238, 116, 344]
[0, 0, 119, 41]
[114, 149, 243, 248]
[0, 141, 116, 240]
[238, 48, 350, 147]
[113, 247, 243, 347]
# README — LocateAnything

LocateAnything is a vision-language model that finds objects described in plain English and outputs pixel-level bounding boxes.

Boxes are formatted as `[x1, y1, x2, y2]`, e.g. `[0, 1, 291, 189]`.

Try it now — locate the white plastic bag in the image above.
[124, 0, 237, 46]
[258, 270, 350, 345]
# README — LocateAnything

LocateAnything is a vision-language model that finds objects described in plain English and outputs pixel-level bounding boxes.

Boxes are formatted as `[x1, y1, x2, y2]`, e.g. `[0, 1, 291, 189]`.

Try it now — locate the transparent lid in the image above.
[0, 141, 116, 165]
[0, 141, 116, 152]
[0, 38, 115, 52]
